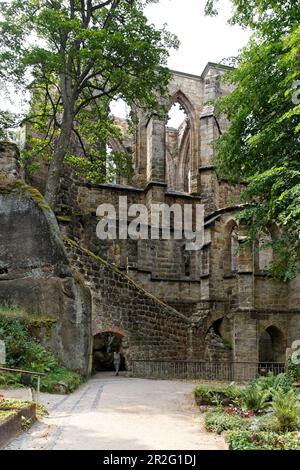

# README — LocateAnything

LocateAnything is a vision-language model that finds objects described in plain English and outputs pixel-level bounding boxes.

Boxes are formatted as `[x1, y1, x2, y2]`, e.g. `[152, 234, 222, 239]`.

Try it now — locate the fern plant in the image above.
[242, 384, 270, 413]
[272, 389, 300, 432]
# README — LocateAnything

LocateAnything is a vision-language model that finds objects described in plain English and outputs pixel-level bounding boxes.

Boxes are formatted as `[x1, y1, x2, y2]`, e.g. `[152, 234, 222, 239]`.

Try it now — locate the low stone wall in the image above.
[0, 403, 36, 448]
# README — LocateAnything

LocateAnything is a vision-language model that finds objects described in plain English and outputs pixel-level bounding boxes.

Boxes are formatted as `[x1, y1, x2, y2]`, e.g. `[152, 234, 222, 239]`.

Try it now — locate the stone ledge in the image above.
[0, 402, 36, 448]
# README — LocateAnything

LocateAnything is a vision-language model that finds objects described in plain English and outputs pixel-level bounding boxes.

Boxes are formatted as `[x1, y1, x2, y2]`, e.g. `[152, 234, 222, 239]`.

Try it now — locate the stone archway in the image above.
[259, 325, 286, 363]
[92, 328, 128, 373]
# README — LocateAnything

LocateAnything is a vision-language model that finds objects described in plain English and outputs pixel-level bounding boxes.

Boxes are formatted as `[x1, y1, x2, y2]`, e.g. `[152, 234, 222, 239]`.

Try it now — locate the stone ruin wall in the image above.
[4, 62, 300, 369]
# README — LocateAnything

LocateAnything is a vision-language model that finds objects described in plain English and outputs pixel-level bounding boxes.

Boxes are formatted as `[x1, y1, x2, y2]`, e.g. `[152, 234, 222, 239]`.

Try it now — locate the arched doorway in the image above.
[259, 326, 285, 363]
[92, 330, 127, 373]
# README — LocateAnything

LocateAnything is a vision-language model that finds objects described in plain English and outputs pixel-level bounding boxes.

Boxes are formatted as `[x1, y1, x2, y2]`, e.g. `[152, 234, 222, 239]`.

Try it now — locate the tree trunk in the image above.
[44, 121, 73, 209]
[44, 73, 74, 209]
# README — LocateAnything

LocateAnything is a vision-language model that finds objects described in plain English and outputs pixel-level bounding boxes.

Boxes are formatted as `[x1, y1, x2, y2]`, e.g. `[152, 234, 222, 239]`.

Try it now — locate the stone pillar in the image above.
[0, 142, 20, 182]
[233, 313, 258, 380]
[199, 67, 229, 212]
[199, 106, 219, 212]
[132, 113, 148, 187]
[237, 227, 254, 310]
[146, 116, 166, 183]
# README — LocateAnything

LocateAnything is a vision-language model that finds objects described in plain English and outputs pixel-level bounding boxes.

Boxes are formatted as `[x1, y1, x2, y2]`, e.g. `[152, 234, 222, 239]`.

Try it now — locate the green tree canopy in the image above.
[205, 0, 300, 280]
[0, 0, 178, 207]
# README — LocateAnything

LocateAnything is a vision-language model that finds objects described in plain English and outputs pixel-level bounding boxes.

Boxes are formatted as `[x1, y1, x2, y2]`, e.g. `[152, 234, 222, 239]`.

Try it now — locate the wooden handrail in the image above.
[0, 366, 46, 377]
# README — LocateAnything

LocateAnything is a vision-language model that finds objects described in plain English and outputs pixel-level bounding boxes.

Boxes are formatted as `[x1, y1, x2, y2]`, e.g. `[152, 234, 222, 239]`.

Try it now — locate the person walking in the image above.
[113, 350, 121, 376]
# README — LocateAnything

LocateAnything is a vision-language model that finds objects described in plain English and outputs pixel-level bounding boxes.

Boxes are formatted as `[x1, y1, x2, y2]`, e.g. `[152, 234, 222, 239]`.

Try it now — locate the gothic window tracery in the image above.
[165, 97, 192, 193]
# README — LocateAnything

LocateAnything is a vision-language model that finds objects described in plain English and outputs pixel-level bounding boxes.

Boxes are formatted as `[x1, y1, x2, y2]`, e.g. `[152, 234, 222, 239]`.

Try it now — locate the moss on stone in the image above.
[0, 179, 50, 211]
[56, 215, 72, 223]
[72, 270, 86, 289]
[0, 305, 57, 333]
[0, 410, 17, 423]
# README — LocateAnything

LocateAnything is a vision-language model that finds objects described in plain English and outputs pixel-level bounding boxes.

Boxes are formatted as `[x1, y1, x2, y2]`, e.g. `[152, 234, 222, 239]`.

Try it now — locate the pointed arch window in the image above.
[165, 97, 192, 193]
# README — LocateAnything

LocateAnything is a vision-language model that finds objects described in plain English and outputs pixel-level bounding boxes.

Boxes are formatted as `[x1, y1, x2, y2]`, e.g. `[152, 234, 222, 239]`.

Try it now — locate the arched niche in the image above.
[222, 219, 239, 275]
[259, 325, 286, 363]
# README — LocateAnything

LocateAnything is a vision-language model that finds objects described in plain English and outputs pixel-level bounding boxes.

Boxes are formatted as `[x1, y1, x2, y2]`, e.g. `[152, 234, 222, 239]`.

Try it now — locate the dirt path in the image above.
[5, 373, 226, 450]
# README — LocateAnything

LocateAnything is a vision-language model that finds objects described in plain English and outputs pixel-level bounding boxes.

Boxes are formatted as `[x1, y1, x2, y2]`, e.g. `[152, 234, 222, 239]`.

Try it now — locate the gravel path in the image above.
[5, 373, 226, 450]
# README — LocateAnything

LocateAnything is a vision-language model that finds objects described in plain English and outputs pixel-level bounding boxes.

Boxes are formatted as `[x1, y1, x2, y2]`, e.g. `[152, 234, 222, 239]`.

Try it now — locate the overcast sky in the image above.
[0, 0, 250, 115]
[145, 0, 250, 75]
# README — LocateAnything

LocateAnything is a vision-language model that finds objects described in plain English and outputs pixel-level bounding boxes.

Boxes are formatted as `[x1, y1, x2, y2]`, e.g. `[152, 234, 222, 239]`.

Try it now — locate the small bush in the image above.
[194, 384, 242, 406]
[287, 356, 300, 382]
[0, 309, 83, 394]
[228, 431, 300, 450]
[272, 389, 300, 432]
[40, 366, 83, 393]
[205, 410, 252, 434]
[253, 372, 294, 397]
[242, 384, 270, 413]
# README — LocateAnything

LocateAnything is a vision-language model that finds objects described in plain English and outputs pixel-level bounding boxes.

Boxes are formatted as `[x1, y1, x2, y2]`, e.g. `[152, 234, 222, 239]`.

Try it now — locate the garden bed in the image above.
[194, 368, 300, 450]
[0, 399, 36, 448]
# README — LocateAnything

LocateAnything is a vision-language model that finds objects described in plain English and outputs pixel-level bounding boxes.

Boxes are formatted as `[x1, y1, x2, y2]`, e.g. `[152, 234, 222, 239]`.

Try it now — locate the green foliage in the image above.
[222, 338, 232, 350]
[40, 367, 83, 394]
[0, 110, 18, 141]
[254, 372, 294, 395]
[288, 355, 300, 381]
[0, 0, 179, 204]
[228, 430, 300, 450]
[205, 410, 251, 434]
[272, 389, 300, 432]
[205, 1, 300, 279]
[253, 412, 277, 432]
[194, 384, 242, 405]
[242, 384, 270, 412]
[0, 410, 16, 423]
[0, 307, 82, 393]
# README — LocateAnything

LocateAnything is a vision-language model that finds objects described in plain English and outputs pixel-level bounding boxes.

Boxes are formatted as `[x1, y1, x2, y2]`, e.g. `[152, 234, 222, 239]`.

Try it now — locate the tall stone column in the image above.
[145, 116, 167, 209]
[146, 116, 166, 184]
[199, 72, 221, 212]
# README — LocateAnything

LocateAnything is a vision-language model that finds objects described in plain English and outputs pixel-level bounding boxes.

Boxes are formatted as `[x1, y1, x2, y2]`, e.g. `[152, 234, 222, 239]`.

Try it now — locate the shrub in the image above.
[287, 355, 300, 382]
[0, 309, 83, 393]
[242, 384, 270, 413]
[205, 410, 252, 434]
[272, 389, 300, 432]
[254, 372, 294, 395]
[228, 431, 300, 450]
[194, 384, 242, 406]
[194, 385, 214, 404]
[40, 366, 83, 394]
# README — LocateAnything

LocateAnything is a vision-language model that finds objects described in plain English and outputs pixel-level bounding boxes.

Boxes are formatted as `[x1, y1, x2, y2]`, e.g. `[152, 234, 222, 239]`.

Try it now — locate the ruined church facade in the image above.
[1, 63, 300, 376]
[55, 62, 300, 368]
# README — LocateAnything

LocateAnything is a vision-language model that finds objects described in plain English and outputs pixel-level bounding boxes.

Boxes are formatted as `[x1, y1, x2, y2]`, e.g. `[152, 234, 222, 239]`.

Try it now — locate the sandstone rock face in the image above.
[0, 142, 91, 375]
